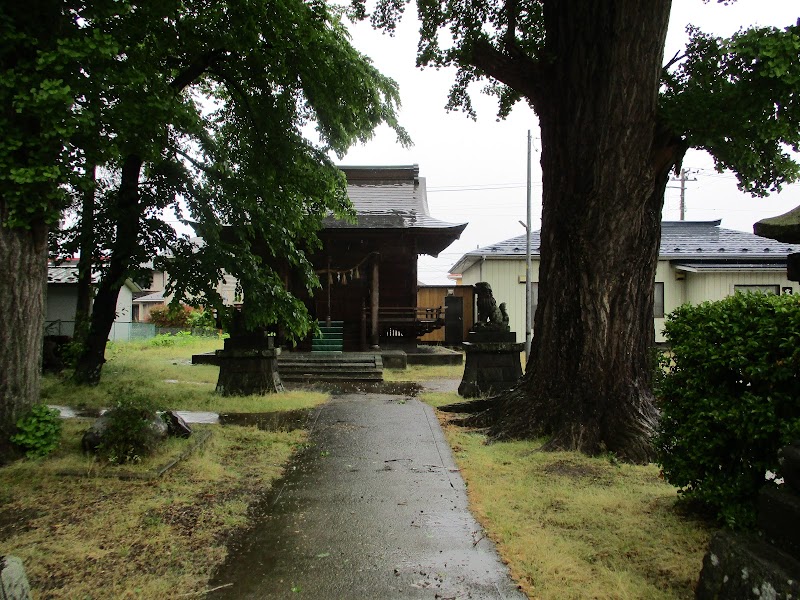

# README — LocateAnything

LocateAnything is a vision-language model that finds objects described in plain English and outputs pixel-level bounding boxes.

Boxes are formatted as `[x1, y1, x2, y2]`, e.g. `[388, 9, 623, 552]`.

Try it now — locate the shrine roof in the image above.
[322, 165, 467, 256]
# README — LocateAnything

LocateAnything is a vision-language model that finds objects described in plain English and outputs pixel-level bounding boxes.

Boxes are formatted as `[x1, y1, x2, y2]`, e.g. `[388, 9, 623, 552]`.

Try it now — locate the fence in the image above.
[43, 321, 215, 342]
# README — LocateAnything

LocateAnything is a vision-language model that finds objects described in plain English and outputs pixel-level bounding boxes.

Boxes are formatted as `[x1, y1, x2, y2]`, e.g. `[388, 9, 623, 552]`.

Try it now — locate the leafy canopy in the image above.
[40, 0, 408, 339]
[352, 0, 800, 194]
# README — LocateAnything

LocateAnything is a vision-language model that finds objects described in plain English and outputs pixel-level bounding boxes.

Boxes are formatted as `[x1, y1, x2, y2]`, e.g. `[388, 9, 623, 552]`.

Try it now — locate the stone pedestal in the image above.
[458, 331, 524, 398]
[696, 442, 800, 599]
[215, 333, 284, 396]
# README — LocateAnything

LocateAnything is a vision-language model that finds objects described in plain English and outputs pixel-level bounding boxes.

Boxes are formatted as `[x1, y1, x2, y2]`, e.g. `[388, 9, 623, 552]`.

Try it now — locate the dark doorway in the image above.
[444, 295, 463, 345]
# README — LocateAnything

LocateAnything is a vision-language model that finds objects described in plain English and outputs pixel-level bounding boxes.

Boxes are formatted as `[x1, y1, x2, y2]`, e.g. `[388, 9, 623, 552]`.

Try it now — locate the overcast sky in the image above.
[334, 1, 800, 284]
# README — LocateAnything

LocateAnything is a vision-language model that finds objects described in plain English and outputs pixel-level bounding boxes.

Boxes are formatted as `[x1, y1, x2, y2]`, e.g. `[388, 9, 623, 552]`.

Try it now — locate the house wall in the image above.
[684, 271, 795, 305]
[417, 285, 474, 342]
[45, 282, 136, 341]
[462, 257, 541, 343]
[464, 257, 796, 345]
[112, 285, 134, 341]
[45, 284, 79, 336]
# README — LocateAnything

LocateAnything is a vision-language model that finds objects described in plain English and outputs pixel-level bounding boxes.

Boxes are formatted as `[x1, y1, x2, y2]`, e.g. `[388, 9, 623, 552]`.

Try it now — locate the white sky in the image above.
[335, 1, 800, 284]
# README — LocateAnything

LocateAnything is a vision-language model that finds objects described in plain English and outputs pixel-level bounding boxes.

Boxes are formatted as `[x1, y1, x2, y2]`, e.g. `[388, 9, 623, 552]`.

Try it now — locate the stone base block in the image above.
[380, 350, 407, 369]
[458, 341, 524, 398]
[696, 531, 800, 599]
[1, 556, 31, 600]
[215, 348, 284, 396]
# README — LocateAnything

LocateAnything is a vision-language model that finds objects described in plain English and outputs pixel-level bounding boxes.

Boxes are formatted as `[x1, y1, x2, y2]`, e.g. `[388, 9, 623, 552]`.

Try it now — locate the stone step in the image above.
[278, 352, 383, 382]
[281, 372, 384, 382]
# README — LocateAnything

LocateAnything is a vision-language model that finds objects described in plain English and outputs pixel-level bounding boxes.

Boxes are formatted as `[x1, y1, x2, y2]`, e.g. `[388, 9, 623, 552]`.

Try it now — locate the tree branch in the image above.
[468, 39, 549, 109]
[663, 50, 685, 71]
[503, 0, 518, 49]
[169, 51, 223, 92]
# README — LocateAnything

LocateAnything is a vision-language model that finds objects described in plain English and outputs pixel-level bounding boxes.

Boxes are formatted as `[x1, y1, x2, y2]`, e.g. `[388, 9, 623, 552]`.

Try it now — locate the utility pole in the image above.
[670, 168, 697, 220]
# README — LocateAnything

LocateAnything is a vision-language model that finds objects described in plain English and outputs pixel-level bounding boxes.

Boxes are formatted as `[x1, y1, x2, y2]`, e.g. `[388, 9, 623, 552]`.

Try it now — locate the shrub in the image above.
[148, 304, 192, 328]
[148, 330, 194, 347]
[654, 292, 800, 529]
[187, 309, 215, 329]
[94, 395, 167, 464]
[11, 404, 62, 459]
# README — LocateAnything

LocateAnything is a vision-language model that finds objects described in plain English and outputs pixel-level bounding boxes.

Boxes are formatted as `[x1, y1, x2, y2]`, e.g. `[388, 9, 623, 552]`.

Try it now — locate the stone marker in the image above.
[695, 444, 800, 599]
[0, 556, 31, 600]
[164, 410, 192, 438]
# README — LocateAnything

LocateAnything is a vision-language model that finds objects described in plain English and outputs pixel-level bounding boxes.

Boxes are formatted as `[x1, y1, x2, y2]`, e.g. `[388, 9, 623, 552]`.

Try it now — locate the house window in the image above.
[132, 305, 140, 322]
[654, 282, 665, 318]
[734, 284, 779, 295]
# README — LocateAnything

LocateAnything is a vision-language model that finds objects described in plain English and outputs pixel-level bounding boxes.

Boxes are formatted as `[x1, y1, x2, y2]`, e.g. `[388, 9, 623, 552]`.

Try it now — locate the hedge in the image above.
[654, 292, 800, 528]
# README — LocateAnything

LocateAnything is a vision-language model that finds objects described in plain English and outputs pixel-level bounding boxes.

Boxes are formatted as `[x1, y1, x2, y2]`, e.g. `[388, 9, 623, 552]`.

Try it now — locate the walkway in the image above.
[208, 391, 526, 599]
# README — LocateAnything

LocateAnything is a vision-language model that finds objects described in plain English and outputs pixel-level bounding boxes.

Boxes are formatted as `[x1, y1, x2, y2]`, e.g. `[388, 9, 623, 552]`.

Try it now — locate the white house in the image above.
[449, 220, 798, 343]
[46, 265, 141, 341]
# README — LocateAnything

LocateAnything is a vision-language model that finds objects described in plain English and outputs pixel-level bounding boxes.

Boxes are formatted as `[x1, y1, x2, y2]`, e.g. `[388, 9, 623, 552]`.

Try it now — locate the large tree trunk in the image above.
[0, 208, 48, 462]
[73, 155, 143, 385]
[74, 163, 97, 341]
[484, 0, 678, 462]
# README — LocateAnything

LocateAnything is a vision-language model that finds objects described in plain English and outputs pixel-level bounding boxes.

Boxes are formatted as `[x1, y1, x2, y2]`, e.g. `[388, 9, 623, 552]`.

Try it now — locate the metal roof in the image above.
[450, 220, 797, 273]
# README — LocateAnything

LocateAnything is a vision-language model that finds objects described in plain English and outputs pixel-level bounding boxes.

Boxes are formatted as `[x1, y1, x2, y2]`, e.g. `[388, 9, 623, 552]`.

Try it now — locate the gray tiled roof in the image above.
[47, 265, 142, 291]
[324, 165, 467, 233]
[321, 165, 467, 257]
[450, 220, 796, 273]
[47, 266, 98, 284]
[132, 291, 168, 303]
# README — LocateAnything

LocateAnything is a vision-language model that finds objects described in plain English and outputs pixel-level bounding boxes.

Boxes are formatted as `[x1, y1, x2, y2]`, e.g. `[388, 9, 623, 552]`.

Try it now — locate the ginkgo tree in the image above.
[355, 0, 800, 461]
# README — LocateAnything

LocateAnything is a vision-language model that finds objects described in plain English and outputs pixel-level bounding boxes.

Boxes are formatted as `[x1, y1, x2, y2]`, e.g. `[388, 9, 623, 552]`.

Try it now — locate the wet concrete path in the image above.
[207, 392, 526, 599]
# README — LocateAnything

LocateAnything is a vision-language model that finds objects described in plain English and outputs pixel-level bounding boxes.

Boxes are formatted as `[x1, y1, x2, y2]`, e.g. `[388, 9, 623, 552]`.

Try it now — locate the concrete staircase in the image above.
[312, 321, 344, 353]
[277, 352, 383, 383]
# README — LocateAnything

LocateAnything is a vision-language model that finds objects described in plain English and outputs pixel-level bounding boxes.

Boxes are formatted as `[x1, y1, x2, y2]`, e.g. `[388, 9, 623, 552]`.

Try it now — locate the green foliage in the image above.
[661, 22, 800, 196]
[40, 0, 410, 359]
[655, 293, 800, 528]
[96, 394, 166, 465]
[187, 309, 215, 329]
[0, 4, 76, 228]
[148, 331, 195, 347]
[11, 404, 62, 459]
[148, 305, 192, 328]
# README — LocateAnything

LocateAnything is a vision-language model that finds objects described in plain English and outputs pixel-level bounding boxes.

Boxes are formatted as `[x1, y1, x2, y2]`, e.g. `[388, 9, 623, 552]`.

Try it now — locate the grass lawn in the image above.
[41, 335, 327, 413]
[1, 335, 328, 598]
[4, 343, 713, 599]
[419, 390, 716, 600]
[384, 362, 464, 381]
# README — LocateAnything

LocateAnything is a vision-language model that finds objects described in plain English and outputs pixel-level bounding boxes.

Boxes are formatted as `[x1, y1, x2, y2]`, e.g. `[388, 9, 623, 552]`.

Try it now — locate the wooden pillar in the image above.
[360, 300, 367, 351]
[371, 254, 380, 349]
[326, 256, 332, 326]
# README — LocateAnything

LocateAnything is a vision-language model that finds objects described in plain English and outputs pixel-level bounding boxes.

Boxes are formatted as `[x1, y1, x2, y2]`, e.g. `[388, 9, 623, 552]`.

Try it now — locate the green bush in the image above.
[187, 309, 215, 329]
[11, 404, 62, 459]
[96, 395, 166, 464]
[148, 304, 192, 328]
[654, 292, 800, 529]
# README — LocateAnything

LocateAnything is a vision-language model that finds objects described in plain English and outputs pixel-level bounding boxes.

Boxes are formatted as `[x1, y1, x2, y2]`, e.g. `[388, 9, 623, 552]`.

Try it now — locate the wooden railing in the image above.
[363, 306, 445, 340]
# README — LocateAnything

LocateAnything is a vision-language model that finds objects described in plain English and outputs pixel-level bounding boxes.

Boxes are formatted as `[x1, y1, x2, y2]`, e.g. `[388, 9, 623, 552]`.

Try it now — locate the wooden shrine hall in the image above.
[291, 165, 466, 352]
